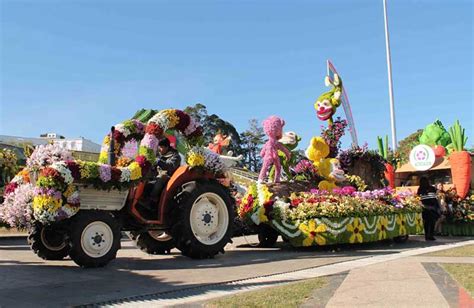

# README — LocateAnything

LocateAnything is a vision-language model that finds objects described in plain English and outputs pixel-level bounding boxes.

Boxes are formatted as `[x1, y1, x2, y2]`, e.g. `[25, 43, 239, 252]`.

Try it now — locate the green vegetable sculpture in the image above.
[419, 119, 452, 148]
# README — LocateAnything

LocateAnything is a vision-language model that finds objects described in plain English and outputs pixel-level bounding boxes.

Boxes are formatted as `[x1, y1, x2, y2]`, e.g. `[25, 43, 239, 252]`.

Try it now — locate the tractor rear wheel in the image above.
[28, 222, 70, 260]
[172, 181, 234, 259]
[131, 231, 175, 255]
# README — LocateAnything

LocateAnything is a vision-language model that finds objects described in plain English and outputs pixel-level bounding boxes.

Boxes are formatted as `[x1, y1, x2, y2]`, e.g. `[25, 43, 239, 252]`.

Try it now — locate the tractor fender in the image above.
[157, 166, 214, 225]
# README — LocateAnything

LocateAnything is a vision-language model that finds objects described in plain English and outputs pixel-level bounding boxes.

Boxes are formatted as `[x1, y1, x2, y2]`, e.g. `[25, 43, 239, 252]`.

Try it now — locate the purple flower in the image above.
[99, 164, 112, 182]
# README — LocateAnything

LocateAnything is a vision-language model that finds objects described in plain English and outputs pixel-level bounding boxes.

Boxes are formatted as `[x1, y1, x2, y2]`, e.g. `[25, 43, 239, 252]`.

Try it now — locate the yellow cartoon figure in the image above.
[305, 137, 345, 191]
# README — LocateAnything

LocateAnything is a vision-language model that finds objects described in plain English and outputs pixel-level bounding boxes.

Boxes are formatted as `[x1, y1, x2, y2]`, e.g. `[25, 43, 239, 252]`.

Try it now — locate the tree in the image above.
[396, 129, 423, 165]
[184, 103, 243, 155]
[240, 119, 265, 172]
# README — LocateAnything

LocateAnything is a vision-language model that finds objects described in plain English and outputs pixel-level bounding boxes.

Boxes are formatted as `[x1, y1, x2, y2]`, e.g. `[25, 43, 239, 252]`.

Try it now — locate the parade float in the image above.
[238, 73, 423, 247]
[395, 120, 473, 236]
[0, 109, 236, 267]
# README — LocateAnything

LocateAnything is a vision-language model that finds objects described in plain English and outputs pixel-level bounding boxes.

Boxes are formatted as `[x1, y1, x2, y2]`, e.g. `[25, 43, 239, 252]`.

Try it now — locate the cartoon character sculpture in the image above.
[259, 116, 291, 182]
[208, 132, 231, 155]
[306, 136, 345, 191]
[269, 131, 301, 181]
[314, 74, 343, 125]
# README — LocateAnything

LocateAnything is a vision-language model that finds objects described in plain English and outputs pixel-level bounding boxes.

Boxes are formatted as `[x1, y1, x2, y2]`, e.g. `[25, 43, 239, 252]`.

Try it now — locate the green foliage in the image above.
[419, 119, 452, 147]
[184, 103, 242, 156]
[448, 120, 468, 151]
[240, 119, 265, 172]
[396, 129, 423, 165]
[0, 148, 19, 186]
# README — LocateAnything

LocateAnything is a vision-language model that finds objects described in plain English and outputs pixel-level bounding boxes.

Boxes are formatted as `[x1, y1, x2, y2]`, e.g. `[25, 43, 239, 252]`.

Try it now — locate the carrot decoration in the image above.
[377, 135, 395, 188]
[448, 120, 471, 199]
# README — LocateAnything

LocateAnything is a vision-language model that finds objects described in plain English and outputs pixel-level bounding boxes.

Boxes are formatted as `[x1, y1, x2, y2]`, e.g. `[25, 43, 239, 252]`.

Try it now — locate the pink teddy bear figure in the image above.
[259, 115, 291, 182]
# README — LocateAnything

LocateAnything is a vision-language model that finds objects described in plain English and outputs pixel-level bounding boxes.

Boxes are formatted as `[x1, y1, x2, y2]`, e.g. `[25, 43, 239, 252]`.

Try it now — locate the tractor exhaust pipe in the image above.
[108, 126, 116, 166]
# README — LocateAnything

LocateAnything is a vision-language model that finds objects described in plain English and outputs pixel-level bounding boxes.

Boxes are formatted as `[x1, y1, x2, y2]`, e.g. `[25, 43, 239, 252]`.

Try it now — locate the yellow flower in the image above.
[102, 135, 110, 145]
[98, 151, 108, 163]
[163, 109, 179, 128]
[247, 184, 257, 197]
[347, 218, 365, 243]
[257, 207, 268, 224]
[63, 185, 76, 198]
[396, 214, 407, 235]
[377, 216, 388, 240]
[299, 220, 327, 246]
[33, 196, 62, 213]
[318, 180, 336, 192]
[260, 184, 273, 203]
[187, 153, 205, 167]
[415, 213, 423, 233]
[128, 162, 142, 180]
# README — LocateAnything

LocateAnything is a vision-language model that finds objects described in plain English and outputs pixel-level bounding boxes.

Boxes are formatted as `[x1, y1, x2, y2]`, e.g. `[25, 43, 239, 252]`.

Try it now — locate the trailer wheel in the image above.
[257, 224, 279, 248]
[69, 211, 121, 268]
[133, 231, 175, 255]
[28, 223, 69, 260]
[172, 181, 234, 259]
[393, 235, 409, 243]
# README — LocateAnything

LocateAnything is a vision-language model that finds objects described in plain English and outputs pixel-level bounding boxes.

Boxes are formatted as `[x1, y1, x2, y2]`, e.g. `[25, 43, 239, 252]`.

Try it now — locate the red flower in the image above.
[189, 126, 203, 138]
[4, 182, 18, 196]
[65, 161, 80, 180]
[111, 167, 121, 181]
[263, 200, 275, 219]
[175, 110, 190, 131]
[291, 198, 302, 207]
[41, 167, 60, 179]
[145, 123, 164, 137]
[135, 155, 151, 174]
[112, 130, 125, 145]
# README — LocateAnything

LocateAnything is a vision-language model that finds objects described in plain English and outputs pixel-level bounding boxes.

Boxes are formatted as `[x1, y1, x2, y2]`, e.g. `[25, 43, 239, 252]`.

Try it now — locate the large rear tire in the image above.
[68, 211, 121, 268]
[131, 231, 175, 255]
[28, 222, 69, 260]
[172, 181, 234, 259]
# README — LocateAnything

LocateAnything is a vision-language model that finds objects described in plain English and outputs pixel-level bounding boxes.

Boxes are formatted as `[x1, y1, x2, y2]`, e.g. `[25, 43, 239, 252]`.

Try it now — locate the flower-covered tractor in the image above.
[1, 109, 235, 268]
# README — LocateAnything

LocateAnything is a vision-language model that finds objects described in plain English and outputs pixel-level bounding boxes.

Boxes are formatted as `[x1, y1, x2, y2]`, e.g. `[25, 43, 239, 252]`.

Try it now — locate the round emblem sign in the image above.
[409, 145, 435, 171]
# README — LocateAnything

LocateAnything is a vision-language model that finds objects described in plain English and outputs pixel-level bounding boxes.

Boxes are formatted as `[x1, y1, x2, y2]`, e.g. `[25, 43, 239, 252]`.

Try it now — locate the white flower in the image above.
[119, 167, 131, 182]
[50, 162, 74, 184]
[274, 198, 290, 221]
[115, 123, 131, 138]
[149, 112, 170, 131]
[333, 74, 340, 86]
[184, 117, 199, 136]
[334, 91, 341, 100]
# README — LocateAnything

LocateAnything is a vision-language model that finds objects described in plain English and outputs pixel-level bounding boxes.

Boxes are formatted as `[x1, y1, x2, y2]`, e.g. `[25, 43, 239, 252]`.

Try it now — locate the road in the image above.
[0, 235, 470, 307]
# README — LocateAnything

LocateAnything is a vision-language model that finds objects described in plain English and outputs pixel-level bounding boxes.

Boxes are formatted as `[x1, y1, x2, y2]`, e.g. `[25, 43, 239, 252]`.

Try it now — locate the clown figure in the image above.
[314, 74, 343, 125]
[259, 116, 291, 182]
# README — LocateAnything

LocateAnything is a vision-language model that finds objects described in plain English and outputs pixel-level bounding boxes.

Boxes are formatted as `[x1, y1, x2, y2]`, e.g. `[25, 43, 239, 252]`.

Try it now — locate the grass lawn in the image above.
[205, 277, 327, 308]
[441, 263, 474, 296]
[424, 244, 474, 257]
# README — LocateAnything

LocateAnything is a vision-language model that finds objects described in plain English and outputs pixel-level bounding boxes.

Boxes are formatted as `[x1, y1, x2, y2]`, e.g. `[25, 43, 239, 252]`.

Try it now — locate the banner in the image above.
[327, 60, 358, 146]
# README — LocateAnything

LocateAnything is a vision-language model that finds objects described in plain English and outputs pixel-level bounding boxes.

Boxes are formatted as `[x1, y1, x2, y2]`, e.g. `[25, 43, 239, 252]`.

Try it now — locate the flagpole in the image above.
[383, 0, 397, 150]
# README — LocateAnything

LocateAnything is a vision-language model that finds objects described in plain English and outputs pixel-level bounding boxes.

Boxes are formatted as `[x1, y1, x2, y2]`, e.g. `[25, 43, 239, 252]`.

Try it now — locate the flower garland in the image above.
[98, 119, 145, 164]
[238, 182, 423, 247]
[186, 147, 227, 175]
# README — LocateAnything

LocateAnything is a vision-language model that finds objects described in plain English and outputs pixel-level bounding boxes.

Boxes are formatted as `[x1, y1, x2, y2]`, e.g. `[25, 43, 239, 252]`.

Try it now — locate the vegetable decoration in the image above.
[377, 135, 395, 188]
[448, 120, 471, 199]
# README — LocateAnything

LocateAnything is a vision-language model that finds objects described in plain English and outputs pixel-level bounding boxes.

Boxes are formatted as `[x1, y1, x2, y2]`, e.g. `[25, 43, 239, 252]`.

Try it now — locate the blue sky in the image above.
[1, 0, 472, 150]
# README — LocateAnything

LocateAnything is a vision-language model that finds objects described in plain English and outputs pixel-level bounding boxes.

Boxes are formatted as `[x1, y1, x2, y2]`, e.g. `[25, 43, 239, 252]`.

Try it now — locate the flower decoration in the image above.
[396, 214, 407, 235]
[347, 218, 365, 243]
[377, 216, 389, 240]
[299, 220, 327, 246]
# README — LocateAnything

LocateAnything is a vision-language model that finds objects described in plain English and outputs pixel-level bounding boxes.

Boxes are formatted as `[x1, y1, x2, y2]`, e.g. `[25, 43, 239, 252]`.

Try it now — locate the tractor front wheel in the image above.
[68, 211, 121, 268]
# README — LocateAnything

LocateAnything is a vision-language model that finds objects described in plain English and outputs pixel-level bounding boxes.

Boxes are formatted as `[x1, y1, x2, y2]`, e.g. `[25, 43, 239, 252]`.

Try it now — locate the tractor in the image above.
[27, 109, 235, 267]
